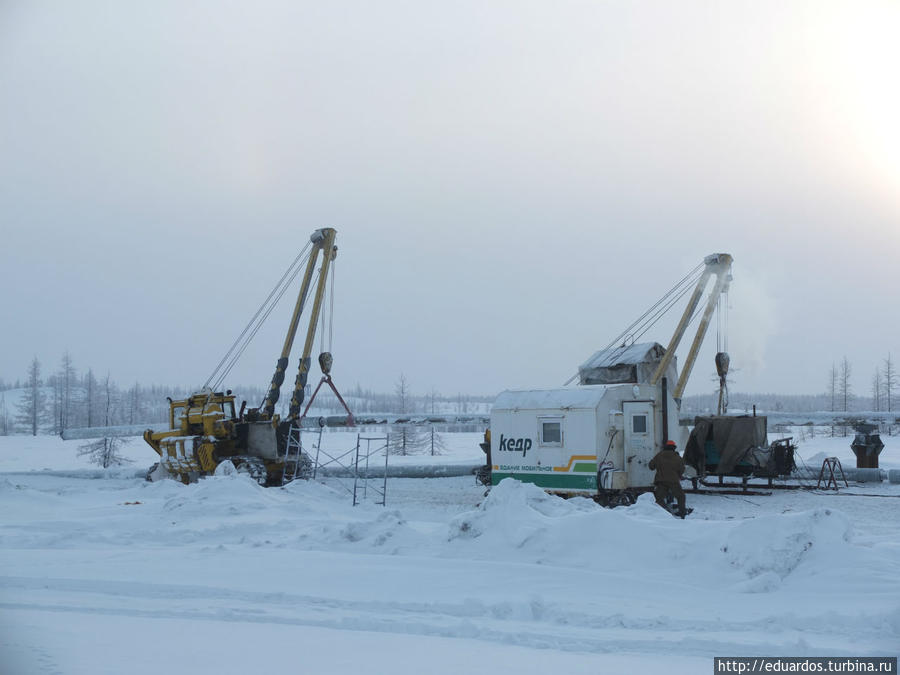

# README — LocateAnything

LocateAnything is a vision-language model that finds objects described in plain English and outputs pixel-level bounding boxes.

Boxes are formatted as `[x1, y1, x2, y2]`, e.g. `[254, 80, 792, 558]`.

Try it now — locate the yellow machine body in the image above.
[143, 391, 283, 483]
[143, 228, 341, 486]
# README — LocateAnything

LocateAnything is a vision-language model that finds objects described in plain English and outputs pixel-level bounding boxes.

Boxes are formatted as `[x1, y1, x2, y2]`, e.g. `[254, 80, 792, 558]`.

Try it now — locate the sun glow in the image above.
[813, 2, 900, 211]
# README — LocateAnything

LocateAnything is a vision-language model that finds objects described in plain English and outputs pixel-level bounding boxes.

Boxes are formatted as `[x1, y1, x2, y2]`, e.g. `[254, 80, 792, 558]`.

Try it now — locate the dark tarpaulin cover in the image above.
[578, 342, 678, 386]
[684, 415, 768, 475]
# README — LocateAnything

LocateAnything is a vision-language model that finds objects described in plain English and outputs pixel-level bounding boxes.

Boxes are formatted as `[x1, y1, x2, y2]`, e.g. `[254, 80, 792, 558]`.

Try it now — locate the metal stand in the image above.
[817, 457, 848, 490]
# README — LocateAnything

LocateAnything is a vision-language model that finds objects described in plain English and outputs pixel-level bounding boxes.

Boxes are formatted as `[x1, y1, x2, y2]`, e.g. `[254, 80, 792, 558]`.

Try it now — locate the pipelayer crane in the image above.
[143, 228, 353, 486]
[483, 253, 738, 501]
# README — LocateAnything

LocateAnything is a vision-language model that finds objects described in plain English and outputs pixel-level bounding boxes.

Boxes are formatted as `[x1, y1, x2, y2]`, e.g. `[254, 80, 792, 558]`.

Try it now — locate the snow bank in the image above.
[449, 479, 703, 573]
[1, 464, 898, 671]
[446, 479, 871, 595]
[161, 473, 280, 515]
[723, 508, 851, 589]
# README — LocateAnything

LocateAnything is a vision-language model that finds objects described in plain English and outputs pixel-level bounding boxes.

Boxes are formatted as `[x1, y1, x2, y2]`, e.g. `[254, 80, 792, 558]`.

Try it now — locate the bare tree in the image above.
[0, 395, 9, 436]
[59, 352, 76, 433]
[428, 426, 447, 456]
[428, 388, 440, 415]
[84, 369, 98, 427]
[48, 373, 62, 435]
[78, 435, 131, 468]
[885, 353, 896, 413]
[15, 358, 47, 436]
[839, 357, 852, 413]
[128, 381, 141, 425]
[872, 369, 882, 412]
[394, 373, 410, 415]
[389, 423, 426, 455]
[828, 362, 838, 412]
[78, 374, 130, 468]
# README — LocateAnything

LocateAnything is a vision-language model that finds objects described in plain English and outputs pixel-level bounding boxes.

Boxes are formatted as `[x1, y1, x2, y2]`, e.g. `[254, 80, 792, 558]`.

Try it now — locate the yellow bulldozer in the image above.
[143, 227, 353, 486]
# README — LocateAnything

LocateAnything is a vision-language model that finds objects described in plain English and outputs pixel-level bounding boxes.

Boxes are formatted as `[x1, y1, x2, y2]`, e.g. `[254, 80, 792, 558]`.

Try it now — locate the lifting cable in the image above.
[613, 262, 704, 347]
[565, 265, 712, 385]
[318, 255, 338, 356]
[723, 288, 729, 353]
[716, 296, 721, 354]
[328, 255, 336, 353]
[624, 271, 705, 351]
[563, 263, 706, 385]
[716, 285, 731, 355]
[613, 264, 704, 350]
[319, 265, 327, 357]
[211, 260, 316, 392]
[716, 288, 730, 413]
[203, 242, 313, 392]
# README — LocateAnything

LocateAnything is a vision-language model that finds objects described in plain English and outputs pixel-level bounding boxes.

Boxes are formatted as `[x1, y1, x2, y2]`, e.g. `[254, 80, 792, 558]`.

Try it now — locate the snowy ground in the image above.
[1, 432, 898, 674]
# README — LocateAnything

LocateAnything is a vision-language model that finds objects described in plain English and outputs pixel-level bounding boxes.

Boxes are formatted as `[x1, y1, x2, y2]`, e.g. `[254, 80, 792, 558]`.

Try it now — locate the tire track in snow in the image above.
[0, 576, 892, 658]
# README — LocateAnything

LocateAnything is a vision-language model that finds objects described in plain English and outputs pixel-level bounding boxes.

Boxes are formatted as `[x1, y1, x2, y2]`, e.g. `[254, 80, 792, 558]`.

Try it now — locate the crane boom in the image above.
[260, 227, 338, 420]
[288, 227, 337, 419]
[650, 253, 733, 398]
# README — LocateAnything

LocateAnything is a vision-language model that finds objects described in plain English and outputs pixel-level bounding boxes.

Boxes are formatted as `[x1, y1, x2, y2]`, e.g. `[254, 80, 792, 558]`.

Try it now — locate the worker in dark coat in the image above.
[476, 428, 492, 486]
[648, 440, 687, 518]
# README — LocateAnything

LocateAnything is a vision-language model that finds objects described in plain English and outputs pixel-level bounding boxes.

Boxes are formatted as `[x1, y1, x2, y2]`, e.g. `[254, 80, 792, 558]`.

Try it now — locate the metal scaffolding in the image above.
[312, 431, 390, 506]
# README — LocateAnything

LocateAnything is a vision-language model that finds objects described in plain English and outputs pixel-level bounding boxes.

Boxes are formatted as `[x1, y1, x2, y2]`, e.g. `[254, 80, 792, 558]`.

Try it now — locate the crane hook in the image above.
[318, 352, 333, 375]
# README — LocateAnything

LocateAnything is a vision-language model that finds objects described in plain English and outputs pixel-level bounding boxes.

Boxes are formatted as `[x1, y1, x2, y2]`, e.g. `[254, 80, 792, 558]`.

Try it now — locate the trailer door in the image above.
[623, 401, 656, 487]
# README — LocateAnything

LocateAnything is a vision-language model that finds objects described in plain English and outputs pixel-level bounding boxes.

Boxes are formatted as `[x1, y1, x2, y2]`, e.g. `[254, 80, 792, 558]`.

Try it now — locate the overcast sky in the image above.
[2, 0, 898, 401]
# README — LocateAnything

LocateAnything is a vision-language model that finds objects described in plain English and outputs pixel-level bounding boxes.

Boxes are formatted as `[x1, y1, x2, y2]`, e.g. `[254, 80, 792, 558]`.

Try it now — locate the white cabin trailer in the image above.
[490, 342, 687, 497]
[488, 254, 736, 498]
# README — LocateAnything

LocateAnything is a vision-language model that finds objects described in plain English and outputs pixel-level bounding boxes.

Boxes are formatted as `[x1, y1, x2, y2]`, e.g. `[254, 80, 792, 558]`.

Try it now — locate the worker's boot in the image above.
[677, 494, 687, 519]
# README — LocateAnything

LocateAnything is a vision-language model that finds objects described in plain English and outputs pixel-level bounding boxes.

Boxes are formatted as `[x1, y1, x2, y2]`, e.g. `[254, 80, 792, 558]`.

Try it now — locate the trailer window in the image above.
[539, 419, 562, 446]
[632, 414, 647, 434]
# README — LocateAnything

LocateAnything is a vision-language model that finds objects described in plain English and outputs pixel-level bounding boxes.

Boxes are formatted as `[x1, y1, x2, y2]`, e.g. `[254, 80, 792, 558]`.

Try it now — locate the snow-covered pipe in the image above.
[315, 463, 482, 479]
[61, 424, 168, 440]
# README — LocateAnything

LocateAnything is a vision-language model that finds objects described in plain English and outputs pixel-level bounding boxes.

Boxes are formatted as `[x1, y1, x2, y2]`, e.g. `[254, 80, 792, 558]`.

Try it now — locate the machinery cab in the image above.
[144, 390, 240, 480]
[168, 391, 237, 437]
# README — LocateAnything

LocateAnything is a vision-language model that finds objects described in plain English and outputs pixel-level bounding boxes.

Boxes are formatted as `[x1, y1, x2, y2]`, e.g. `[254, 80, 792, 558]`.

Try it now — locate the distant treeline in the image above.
[0, 355, 493, 436]
[14, 352, 897, 437]
[682, 391, 898, 416]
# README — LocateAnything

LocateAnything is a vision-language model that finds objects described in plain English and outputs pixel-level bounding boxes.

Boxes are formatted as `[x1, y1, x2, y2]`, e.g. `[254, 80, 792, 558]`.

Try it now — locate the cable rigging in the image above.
[204, 242, 313, 392]
[564, 262, 706, 385]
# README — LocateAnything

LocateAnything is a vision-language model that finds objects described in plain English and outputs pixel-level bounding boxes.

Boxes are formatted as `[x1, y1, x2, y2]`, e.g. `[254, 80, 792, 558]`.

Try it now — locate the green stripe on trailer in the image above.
[572, 462, 596, 473]
[492, 472, 597, 491]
